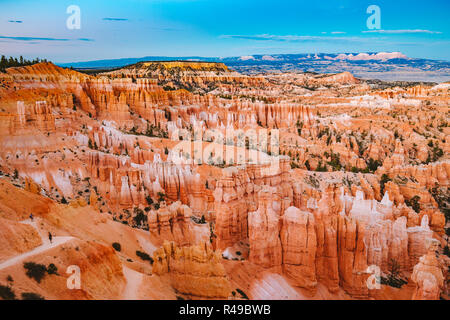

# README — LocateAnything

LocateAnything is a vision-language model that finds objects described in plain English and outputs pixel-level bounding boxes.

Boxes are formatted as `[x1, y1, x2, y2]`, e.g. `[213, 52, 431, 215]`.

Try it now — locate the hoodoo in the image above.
[0, 58, 448, 301]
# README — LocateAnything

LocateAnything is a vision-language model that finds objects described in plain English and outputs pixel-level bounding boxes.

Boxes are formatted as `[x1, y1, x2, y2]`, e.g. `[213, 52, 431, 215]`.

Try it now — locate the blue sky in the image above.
[0, 0, 449, 63]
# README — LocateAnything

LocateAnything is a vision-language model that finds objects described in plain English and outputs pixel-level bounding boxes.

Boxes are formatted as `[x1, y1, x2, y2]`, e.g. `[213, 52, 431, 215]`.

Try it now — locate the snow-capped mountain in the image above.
[59, 52, 450, 82]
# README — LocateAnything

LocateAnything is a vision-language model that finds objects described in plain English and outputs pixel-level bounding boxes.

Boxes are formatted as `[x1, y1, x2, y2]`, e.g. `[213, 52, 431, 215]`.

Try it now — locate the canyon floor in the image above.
[0, 61, 448, 300]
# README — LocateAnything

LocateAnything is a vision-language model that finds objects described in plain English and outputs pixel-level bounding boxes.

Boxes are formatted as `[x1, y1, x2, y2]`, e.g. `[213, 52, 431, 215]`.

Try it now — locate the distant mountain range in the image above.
[58, 52, 450, 83]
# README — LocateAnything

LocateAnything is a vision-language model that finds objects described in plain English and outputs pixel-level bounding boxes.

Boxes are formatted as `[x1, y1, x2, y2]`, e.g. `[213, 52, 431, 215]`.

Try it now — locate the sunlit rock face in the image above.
[411, 239, 445, 300]
[248, 186, 283, 268]
[280, 206, 317, 293]
[152, 241, 232, 298]
[0, 61, 448, 300]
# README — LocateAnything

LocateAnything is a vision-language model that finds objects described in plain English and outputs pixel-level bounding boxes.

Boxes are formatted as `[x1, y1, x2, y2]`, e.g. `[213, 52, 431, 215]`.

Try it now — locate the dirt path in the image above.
[250, 273, 306, 300]
[0, 236, 74, 271]
[0, 219, 74, 271]
[122, 266, 144, 300]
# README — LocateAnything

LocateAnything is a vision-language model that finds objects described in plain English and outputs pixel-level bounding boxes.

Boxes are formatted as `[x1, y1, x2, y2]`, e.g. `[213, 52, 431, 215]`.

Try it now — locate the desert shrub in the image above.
[23, 262, 47, 283]
[380, 174, 392, 195]
[381, 276, 408, 288]
[429, 185, 450, 223]
[157, 192, 166, 202]
[367, 158, 382, 172]
[381, 259, 408, 288]
[191, 215, 206, 224]
[145, 196, 153, 205]
[136, 251, 154, 264]
[304, 160, 311, 170]
[112, 242, 121, 252]
[431, 145, 443, 161]
[315, 161, 327, 172]
[236, 288, 249, 300]
[0, 284, 16, 300]
[444, 246, 450, 258]
[47, 263, 58, 275]
[21, 292, 45, 300]
[405, 195, 421, 213]
[133, 208, 147, 226]
[327, 152, 342, 171]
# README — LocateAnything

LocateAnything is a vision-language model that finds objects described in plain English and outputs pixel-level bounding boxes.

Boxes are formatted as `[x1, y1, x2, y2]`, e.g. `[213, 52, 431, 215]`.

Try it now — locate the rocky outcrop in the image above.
[101, 61, 266, 94]
[87, 149, 203, 214]
[148, 201, 195, 246]
[280, 206, 317, 293]
[50, 240, 126, 300]
[311, 185, 341, 292]
[248, 186, 282, 268]
[337, 215, 369, 298]
[0, 218, 42, 260]
[214, 159, 292, 250]
[411, 239, 444, 300]
[152, 241, 231, 298]
[407, 215, 434, 268]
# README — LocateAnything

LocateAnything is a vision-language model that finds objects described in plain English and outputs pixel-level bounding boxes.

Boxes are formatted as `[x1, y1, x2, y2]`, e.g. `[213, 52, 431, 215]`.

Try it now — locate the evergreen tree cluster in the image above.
[0, 55, 48, 72]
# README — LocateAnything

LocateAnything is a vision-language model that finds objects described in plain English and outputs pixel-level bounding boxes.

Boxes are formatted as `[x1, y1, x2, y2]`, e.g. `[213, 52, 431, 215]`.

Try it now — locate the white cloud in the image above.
[362, 29, 442, 34]
[221, 34, 361, 43]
